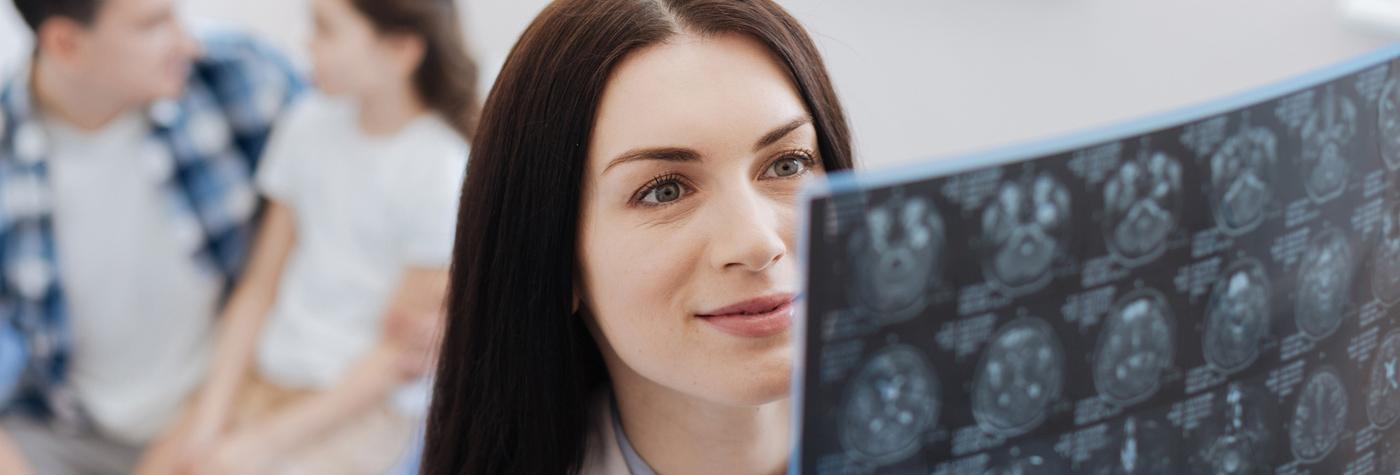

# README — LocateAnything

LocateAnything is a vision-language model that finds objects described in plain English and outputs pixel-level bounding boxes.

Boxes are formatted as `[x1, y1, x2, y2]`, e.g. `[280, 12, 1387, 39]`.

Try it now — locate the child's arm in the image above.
[0, 429, 34, 475]
[196, 268, 448, 474]
[185, 201, 299, 449]
[135, 201, 298, 475]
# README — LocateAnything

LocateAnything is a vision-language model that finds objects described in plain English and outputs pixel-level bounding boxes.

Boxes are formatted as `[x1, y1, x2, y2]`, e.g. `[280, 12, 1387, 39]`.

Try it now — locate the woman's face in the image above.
[579, 32, 823, 407]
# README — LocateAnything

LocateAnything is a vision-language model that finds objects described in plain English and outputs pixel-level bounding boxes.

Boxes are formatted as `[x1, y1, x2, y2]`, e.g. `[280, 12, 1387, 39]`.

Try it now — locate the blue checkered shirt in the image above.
[0, 32, 305, 429]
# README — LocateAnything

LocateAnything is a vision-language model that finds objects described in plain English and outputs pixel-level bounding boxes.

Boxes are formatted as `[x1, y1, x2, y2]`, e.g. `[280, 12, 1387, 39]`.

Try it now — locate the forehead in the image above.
[93, 0, 173, 22]
[589, 32, 810, 161]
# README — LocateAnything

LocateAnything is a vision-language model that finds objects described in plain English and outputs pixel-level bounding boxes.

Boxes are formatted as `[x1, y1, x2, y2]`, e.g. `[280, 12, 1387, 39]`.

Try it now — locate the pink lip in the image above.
[696, 293, 795, 338]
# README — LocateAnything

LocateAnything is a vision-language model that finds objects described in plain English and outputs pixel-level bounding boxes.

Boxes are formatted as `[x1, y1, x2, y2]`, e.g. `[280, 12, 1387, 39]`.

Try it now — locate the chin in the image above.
[710, 356, 793, 407]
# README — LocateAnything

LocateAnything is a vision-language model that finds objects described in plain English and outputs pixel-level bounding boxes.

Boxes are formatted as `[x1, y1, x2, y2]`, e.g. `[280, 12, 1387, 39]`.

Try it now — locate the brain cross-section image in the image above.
[847, 194, 945, 324]
[1290, 368, 1349, 463]
[841, 345, 940, 465]
[980, 173, 1071, 295]
[981, 442, 1065, 475]
[1094, 289, 1175, 405]
[1383, 438, 1400, 475]
[1294, 228, 1354, 340]
[1370, 331, 1400, 429]
[1202, 259, 1272, 374]
[1375, 202, 1400, 306]
[1088, 416, 1178, 475]
[1379, 77, 1400, 170]
[1209, 125, 1277, 235]
[1103, 151, 1183, 266]
[1191, 384, 1277, 475]
[972, 317, 1065, 437]
[1299, 87, 1357, 202]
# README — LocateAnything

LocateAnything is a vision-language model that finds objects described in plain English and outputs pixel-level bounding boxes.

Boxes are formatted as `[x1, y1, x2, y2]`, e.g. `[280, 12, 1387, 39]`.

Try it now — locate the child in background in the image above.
[137, 0, 477, 472]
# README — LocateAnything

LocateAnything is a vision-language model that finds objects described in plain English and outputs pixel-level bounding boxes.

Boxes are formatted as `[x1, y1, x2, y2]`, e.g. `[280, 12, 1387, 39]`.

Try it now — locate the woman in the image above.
[424, 0, 852, 473]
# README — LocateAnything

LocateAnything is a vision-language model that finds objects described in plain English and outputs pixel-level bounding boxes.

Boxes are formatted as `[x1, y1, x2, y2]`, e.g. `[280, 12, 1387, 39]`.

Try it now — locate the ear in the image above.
[36, 17, 89, 64]
[382, 32, 426, 78]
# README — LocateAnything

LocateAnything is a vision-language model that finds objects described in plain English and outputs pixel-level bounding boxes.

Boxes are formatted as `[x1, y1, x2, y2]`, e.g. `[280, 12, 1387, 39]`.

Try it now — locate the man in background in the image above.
[0, 0, 303, 472]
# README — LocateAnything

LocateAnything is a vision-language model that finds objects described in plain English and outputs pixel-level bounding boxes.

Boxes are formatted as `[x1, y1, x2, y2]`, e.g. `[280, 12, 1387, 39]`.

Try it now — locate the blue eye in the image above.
[633, 173, 691, 206]
[642, 180, 686, 204]
[763, 152, 815, 179]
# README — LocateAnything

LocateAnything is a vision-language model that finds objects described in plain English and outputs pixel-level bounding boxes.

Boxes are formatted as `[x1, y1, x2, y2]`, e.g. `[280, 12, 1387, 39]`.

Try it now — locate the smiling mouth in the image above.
[696, 293, 796, 338]
[698, 293, 796, 317]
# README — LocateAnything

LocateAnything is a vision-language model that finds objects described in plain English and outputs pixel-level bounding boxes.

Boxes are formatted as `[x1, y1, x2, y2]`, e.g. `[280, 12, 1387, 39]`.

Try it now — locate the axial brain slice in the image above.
[849, 195, 945, 323]
[1374, 203, 1400, 305]
[1289, 369, 1348, 463]
[981, 174, 1071, 293]
[1369, 331, 1400, 429]
[1378, 78, 1400, 170]
[1210, 127, 1277, 234]
[1196, 384, 1274, 475]
[1299, 89, 1357, 201]
[1104, 152, 1182, 264]
[1295, 229, 1354, 339]
[1203, 260, 1272, 373]
[1094, 290, 1174, 404]
[841, 345, 939, 464]
[973, 318, 1065, 436]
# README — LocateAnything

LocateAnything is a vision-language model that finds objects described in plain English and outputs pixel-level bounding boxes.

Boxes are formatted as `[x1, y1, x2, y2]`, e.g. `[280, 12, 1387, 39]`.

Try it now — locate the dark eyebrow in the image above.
[601, 116, 812, 174]
[754, 116, 812, 152]
[603, 147, 701, 174]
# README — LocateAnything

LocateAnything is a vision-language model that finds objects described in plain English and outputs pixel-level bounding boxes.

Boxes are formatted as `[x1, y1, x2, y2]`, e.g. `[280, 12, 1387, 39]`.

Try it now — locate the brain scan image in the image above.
[1290, 368, 1349, 463]
[1299, 87, 1358, 202]
[1203, 259, 1273, 373]
[1375, 202, 1400, 306]
[973, 317, 1065, 437]
[1379, 77, 1400, 170]
[1094, 289, 1175, 405]
[1384, 441, 1400, 475]
[1369, 331, 1400, 429]
[841, 345, 940, 465]
[1295, 228, 1355, 339]
[980, 173, 1071, 295]
[848, 194, 946, 324]
[1209, 126, 1278, 235]
[1088, 416, 1178, 475]
[982, 442, 1066, 475]
[1103, 151, 1183, 266]
[1191, 384, 1277, 475]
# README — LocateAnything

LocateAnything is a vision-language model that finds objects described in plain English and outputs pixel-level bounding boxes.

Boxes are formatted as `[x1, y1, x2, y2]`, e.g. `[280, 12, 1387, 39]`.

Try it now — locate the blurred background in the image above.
[1, 0, 1397, 168]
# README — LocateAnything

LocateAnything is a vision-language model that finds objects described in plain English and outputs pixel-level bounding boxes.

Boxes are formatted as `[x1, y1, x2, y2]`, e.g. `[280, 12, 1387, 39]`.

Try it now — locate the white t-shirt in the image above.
[254, 94, 465, 415]
[45, 113, 223, 443]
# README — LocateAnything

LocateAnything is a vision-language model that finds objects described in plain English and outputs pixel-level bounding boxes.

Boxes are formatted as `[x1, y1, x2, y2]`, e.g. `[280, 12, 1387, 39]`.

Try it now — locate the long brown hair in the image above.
[423, 0, 853, 473]
[350, 0, 480, 141]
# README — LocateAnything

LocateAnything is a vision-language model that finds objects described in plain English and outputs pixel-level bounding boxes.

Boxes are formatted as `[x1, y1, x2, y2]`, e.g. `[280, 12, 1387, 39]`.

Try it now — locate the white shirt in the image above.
[254, 95, 465, 415]
[45, 113, 222, 443]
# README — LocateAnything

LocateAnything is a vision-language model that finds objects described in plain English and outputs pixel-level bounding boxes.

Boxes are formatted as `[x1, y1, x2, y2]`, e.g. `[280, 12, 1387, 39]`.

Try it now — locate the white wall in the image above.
[2, 0, 1397, 169]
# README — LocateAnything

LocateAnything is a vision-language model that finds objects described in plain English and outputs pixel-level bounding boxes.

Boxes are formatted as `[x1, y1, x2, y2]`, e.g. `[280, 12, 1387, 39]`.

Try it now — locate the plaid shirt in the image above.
[0, 32, 304, 429]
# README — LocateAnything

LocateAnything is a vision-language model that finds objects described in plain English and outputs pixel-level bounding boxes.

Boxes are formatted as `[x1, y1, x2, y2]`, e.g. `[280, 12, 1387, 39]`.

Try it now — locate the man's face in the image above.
[61, 0, 198, 103]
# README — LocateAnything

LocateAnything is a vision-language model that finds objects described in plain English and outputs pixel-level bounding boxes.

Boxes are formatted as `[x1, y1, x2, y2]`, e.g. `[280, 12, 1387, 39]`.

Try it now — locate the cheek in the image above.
[314, 38, 386, 93]
[310, 42, 357, 91]
[579, 209, 704, 363]
[583, 223, 695, 341]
